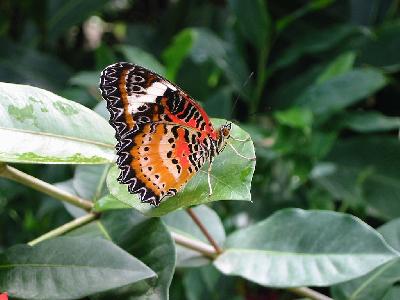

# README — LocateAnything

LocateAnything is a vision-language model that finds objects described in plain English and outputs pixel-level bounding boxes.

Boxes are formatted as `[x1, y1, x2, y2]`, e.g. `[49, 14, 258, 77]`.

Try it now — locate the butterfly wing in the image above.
[100, 62, 213, 205]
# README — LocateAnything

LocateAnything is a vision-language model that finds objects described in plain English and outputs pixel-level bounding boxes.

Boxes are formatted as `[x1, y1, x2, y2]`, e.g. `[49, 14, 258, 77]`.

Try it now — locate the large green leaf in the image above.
[228, 0, 271, 50]
[295, 68, 387, 115]
[214, 208, 398, 287]
[340, 111, 400, 133]
[163, 205, 225, 267]
[332, 218, 400, 300]
[70, 210, 176, 300]
[313, 136, 400, 219]
[0, 237, 155, 299]
[0, 82, 115, 164]
[106, 119, 255, 217]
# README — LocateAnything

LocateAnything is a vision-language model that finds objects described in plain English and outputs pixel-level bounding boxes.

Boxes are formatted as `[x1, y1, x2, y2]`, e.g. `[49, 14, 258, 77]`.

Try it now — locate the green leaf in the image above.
[71, 210, 176, 300]
[69, 71, 99, 89]
[47, 0, 108, 41]
[313, 136, 400, 219]
[202, 86, 233, 120]
[276, 0, 334, 33]
[183, 265, 243, 300]
[228, 0, 271, 50]
[163, 205, 225, 267]
[0, 237, 155, 299]
[191, 29, 251, 99]
[118, 45, 166, 76]
[274, 107, 313, 130]
[163, 29, 194, 81]
[340, 111, 400, 132]
[0, 38, 72, 91]
[106, 119, 255, 217]
[56, 164, 110, 217]
[0, 82, 115, 164]
[357, 21, 400, 72]
[73, 164, 110, 201]
[272, 24, 358, 71]
[94, 194, 131, 212]
[295, 68, 387, 115]
[214, 208, 398, 287]
[332, 218, 400, 300]
[163, 28, 251, 99]
[315, 51, 356, 84]
[383, 286, 400, 300]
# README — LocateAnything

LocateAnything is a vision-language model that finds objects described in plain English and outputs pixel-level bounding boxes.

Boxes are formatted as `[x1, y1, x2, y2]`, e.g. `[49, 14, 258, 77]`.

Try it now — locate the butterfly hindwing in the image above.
[116, 123, 208, 205]
[100, 62, 214, 205]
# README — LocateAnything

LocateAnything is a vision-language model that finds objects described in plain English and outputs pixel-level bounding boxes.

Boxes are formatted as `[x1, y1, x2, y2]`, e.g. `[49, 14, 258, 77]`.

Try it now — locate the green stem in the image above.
[186, 207, 223, 254]
[287, 287, 333, 300]
[170, 231, 216, 259]
[28, 213, 97, 246]
[0, 164, 93, 211]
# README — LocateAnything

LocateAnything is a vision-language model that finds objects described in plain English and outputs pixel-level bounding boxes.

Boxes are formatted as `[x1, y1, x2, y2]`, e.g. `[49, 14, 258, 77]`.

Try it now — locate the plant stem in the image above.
[287, 287, 333, 300]
[0, 164, 93, 211]
[28, 213, 97, 246]
[170, 232, 216, 259]
[186, 207, 223, 254]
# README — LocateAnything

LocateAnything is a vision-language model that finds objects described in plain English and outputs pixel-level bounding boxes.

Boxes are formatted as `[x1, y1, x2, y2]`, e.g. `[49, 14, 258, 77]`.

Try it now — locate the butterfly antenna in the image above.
[230, 71, 254, 117]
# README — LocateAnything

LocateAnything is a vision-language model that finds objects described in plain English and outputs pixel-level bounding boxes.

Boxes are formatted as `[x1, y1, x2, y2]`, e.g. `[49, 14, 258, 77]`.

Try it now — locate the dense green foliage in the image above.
[1, 0, 400, 299]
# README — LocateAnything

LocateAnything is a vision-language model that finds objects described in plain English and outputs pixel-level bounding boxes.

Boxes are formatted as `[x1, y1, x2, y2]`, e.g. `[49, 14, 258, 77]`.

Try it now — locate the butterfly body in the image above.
[100, 62, 232, 206]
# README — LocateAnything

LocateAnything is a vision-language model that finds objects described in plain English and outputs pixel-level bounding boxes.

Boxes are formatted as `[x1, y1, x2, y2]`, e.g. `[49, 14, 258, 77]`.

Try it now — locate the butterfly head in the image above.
[216, 122, 232, 153]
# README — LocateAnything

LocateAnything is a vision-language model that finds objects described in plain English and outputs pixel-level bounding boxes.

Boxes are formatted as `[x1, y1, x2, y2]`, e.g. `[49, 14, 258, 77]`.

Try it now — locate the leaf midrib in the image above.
[0, 126, 114, 149]
[223, 248, 396, 257]
[0, 263, 145, 272]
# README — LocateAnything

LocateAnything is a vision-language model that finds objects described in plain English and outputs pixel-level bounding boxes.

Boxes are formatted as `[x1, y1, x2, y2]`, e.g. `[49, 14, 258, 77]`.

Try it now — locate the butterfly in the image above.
[100, 62, 253, 206]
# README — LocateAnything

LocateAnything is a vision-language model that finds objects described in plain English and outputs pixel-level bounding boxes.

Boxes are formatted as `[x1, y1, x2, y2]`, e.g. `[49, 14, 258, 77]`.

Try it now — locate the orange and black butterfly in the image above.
[100, 62, 252, 206]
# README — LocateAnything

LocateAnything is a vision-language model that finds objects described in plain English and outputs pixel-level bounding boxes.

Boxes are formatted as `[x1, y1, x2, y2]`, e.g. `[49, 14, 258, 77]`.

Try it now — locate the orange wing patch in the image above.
[130, 123, 203, 201]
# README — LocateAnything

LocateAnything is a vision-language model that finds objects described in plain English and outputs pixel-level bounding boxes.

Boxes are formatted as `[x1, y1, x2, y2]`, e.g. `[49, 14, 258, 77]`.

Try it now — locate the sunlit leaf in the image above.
[107, 119, 255, 217]
[214, 208, 398, 287]
[0, 82, 115, 164]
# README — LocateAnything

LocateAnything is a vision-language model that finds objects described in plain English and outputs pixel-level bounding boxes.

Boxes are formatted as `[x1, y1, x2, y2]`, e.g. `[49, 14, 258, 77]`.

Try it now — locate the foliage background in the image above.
[0, 0, 400, 299]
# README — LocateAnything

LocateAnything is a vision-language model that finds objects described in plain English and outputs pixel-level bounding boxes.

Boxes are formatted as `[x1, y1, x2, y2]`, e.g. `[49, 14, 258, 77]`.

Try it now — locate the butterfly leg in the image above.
[228, 143, 256, 161]
[207, 162, 213, 197]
